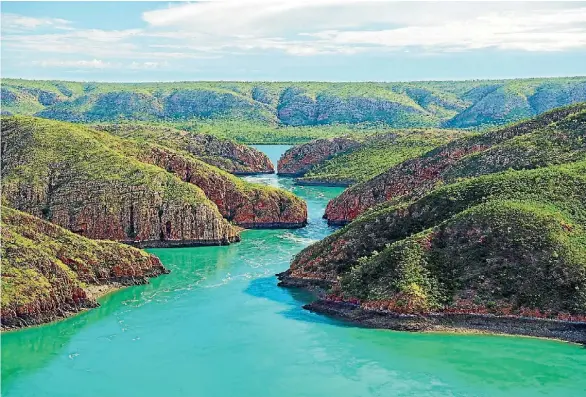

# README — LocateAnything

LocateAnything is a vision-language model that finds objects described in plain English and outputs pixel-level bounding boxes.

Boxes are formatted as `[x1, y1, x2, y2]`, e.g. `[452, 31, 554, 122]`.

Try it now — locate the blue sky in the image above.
[2, 1, 586, 82]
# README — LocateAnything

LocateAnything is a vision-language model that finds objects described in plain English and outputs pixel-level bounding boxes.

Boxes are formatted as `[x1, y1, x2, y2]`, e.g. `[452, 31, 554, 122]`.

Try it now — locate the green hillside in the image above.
[1, 206, 168, 328]
[2, 77, 586, 143]
[298, 129, 469, 185]
[1, 116, 240, 245]
[284, 161, 586, 320]
[324, 103, 586, 224]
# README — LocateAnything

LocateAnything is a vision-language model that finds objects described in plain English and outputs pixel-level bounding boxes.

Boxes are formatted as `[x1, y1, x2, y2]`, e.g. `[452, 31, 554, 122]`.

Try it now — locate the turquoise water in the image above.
[2, 145, 586, 397]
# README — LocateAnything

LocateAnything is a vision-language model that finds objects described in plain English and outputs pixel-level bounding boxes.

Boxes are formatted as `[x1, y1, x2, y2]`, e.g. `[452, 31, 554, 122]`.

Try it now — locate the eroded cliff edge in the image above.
[278, 106, 586, 342]
[1, 116, 240, 247]
[325, 103, 586, 225]
[277, 137, 360, 177]
[1, 117, 308, 244]
[1, 206, 169, 329]
[96, 124, 275, 175]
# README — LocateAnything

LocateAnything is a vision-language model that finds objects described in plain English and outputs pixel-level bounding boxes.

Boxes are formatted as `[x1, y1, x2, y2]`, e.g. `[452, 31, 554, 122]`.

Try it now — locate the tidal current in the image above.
[2, 145, 585, 397]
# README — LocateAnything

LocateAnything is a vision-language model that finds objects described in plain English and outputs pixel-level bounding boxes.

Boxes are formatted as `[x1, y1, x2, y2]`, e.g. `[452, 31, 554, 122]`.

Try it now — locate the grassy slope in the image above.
[299, 129, 471, 184]
[1, 116, 214, 207]
[289, 161, 586, 318]
[1, 206, 167, 328]
[2, 77, 585, 143]
[1, 116, 240, 243]
[324, 103, 586, 223]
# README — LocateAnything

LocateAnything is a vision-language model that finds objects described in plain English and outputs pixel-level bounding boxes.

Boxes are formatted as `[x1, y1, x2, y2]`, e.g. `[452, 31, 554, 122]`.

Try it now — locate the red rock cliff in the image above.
[1, 206, 169, 329]
[142, 146, 307, 228]
[277, 137, 360, 176]
[324, 104, 584, 225]
[1, 117, 240, 247]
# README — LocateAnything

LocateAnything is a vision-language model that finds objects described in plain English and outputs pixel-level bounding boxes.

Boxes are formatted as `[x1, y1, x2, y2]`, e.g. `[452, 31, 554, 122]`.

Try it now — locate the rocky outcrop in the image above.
[139, 145, 307, 228]
[303, 301, 586, 344]
[185, 133, 274, 174]
[280, 161, 586, 337]
[1, 206, 169, 329]
[295, 130, 468, 186]
[324, 103, 586, 225]
[277, 137, 360, 176]
[95, 124, 275, 175]
[1, 116, 240, 247]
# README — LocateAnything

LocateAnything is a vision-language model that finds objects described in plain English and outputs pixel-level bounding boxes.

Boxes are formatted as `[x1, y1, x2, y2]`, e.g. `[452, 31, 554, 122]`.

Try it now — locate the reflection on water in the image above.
[2, 145, 586, 397]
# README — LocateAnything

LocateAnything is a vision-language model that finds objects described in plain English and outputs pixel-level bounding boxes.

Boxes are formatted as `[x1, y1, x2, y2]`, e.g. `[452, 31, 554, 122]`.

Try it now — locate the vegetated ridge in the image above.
[1, 206, 169, 329]
[325, 103, 586, 225]
[2, 77, 586, 143]
[278, 105, 586, 342]
[278, 129, 469, 186]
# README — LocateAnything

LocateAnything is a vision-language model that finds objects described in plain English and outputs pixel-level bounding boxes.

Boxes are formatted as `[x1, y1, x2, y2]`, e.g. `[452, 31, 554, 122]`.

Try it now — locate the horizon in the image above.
[2, 1, 586, 81]
[4, 74, 586, 84]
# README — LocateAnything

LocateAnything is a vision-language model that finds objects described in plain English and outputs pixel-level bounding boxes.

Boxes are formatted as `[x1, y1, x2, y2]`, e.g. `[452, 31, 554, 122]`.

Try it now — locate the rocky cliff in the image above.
[284, 130, 468, 185]
[135, 144, 307, 228]
[277, 137, 360, 176]
[324, 103, 586, 225]
[279, 161, 586, 332]
[95, 124, 274, 175]
[1, 116, 240, 247]
[1, 206, 169, 329]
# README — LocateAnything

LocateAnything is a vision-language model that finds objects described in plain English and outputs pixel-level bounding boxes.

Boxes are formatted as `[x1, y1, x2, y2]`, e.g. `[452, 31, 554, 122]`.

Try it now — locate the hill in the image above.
[1, 206, 169, 329]
[94, 124, 274, 174]
[279, 162, 586, 341]
[325, 103, 586, 224]
[1, 117, 307, 246]
[278, 129, 469, 185]
[2, 77, 586, 143]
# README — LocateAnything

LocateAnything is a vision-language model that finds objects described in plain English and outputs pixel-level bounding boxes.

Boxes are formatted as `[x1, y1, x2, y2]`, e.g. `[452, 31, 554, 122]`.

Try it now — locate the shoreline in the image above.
[1, 284, 125, 333]
[2, 268, 170, 332]
[277, 273, 586, 344]
[294, 179, 353, 187]
[304, 299, 586, 345]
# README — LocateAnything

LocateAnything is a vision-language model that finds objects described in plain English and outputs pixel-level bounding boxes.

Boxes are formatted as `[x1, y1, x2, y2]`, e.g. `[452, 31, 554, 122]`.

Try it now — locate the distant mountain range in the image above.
[2, 77, 586, 130]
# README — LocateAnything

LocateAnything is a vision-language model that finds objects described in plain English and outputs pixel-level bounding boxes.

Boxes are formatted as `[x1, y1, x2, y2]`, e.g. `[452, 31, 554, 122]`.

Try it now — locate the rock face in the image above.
[139, 145, 307, 228]
[289, 130, 468, 186]
[1, 116, 240, 247]
[95, 124, 275, 175]
[277, 137, 360, 176]
[1, 206, 169, 329]
[280, 161, 586, 331]
[325, 103, 586, 225]
[185, 133, 274, 175]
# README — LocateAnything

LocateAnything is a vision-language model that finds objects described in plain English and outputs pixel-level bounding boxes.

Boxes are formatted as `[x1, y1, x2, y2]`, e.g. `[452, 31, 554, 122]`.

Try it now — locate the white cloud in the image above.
[32, 59, 173, 71]
[306, 7, 586, 52]
[140, 1, 586, 53]
[2, 0, 586, 75]
[1, 13, 72, 31]
[33, 59, 114, 69]
[129, 61, 170, 70]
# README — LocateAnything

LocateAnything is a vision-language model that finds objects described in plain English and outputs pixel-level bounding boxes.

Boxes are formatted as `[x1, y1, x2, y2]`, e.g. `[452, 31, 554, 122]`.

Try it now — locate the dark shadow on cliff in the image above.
[243, 275, 353, 327]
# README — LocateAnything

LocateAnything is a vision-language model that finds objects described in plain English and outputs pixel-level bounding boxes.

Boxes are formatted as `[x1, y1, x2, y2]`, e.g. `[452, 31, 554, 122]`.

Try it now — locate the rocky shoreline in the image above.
[294, 179, 353, 187]
[1, 269, 170, 331]
[128, 236, 241, 248]
[277, 273, 586, 344]
[304, 300, 586, 344]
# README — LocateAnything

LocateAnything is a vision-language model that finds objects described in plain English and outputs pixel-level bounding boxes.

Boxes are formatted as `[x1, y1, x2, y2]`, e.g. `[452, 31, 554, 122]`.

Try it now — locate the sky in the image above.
[1, 0, 586, 82]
